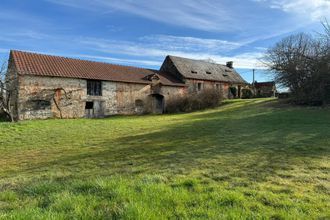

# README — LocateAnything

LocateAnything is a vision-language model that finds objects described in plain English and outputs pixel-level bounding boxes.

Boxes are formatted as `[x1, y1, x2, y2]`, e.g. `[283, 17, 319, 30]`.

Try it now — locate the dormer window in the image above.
[206, 71, 212, 74]
[191, 71, 197, 74]
[223, 74, 228, 77]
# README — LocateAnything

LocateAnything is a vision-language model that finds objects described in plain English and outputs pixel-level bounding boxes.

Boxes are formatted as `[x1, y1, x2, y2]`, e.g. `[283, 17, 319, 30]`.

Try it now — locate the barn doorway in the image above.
[150, 94, 164, 114]
[85, 100, 105, 118]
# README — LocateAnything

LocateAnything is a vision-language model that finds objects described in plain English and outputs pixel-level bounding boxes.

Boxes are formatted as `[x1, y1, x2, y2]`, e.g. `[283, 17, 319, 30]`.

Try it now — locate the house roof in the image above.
[10, 50, 185, 87]
[254, 81, 275, 87]
[166, 55, 248, 84]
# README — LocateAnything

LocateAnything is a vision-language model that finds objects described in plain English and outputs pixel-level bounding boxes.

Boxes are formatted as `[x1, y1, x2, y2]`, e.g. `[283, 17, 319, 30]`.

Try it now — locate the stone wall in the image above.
[16, 75, 186, 120]
[17, 75, 86, 120]
[184, 79, 249, 99]
[185, 79, 229, 98]
[254, 85, 276, 97]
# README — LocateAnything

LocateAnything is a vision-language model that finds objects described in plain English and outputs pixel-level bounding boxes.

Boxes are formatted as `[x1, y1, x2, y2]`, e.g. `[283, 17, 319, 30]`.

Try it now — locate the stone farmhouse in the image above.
[6, 50, 247, 120]
[253, 81, 276, 97]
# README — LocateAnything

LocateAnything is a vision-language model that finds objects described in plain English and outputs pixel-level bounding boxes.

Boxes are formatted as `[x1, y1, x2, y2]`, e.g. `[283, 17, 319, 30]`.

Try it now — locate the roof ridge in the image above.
[168, 55, 229, 67]
[10, 50, 158, 72]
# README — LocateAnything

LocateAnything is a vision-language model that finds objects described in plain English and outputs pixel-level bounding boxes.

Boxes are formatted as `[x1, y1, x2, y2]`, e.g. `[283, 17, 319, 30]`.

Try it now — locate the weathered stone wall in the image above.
[17, 75, 86, 120]
[185, 79, 229, 98]
[160, 85, 187, 106]
[111, 83, 187, 115]
[111, 82, 151, 115]
[16, 75, 186, 120]
[185, 79, 248, 99]
[255, 85, 276, 97]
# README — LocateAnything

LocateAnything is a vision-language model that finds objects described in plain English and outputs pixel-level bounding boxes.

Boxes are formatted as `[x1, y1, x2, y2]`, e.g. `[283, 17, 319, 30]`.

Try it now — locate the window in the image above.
[85, 101, 94, 109]
[87, 80, 102, 96]
[191, 70, 197, 74]
[32, 100, 51, 110]
[197, 83, 202, 91]
[223, 74, 228, 77]
[206, 71, 212, 74]
[135, 99, 144, 107]
[216, 83, 221, 91]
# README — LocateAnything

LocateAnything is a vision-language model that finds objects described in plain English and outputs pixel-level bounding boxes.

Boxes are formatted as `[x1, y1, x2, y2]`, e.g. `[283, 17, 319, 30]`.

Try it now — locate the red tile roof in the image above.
[10, 50, 185, 87]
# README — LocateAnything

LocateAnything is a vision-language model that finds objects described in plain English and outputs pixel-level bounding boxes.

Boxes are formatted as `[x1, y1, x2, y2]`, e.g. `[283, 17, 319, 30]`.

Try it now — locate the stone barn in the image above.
[161, 56, 247, 99]
[253, 81, 276, 97]
[6, 50, 247, 120]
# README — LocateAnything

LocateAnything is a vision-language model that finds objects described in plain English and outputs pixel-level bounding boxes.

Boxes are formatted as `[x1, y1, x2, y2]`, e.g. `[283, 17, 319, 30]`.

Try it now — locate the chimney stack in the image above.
[226, 61, 233, 69]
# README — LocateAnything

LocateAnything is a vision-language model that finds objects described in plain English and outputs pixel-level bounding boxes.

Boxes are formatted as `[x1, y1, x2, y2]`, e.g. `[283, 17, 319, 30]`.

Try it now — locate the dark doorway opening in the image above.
[150, 94, 164, 114]
[85, 101, 94, 109]
[85, 101, 104, 118]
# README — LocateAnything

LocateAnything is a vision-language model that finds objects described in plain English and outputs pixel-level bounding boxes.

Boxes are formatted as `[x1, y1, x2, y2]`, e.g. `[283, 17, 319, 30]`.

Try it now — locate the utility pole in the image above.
[252, 69, 256, 96]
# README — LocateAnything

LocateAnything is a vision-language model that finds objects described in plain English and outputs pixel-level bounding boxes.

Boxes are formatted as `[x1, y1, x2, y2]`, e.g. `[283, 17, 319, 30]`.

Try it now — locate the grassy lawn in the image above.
[0, 98, 329, 219]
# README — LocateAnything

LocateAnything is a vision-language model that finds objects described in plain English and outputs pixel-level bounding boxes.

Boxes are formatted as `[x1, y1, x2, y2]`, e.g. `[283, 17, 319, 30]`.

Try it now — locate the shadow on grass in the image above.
[5, 99, 329, 184]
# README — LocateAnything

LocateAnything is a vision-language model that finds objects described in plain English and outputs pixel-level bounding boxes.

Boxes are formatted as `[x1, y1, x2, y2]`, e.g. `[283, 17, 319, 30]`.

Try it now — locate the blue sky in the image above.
[0, 0, 329, 83]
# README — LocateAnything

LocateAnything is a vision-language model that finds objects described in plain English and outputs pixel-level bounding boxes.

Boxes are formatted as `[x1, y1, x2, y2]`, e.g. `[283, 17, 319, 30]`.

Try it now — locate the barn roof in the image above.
[10, 50, 185, 87]
[166, 55, 247, 84]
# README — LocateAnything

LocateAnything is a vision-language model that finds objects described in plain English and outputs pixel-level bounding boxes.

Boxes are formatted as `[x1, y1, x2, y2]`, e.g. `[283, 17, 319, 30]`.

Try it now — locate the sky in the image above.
[0, 0, 329, 83]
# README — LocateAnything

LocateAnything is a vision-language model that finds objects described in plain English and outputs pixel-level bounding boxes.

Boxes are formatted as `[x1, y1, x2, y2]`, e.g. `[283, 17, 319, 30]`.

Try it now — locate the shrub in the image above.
[165, 89, 222, 113]
[241, 89, 253, 99]
[278, 92, 290, 99]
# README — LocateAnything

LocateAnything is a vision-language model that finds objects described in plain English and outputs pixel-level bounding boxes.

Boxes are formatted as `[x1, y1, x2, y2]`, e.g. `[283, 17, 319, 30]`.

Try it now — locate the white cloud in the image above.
[77, 55, 162, 66]
[44, 0, 243, 32]
[257, 0, 330, 21]
[78, 36, 264, 68]
[78, 36, 238, 58]
[43, 0, 325, 45]
[140, 35, 243, 52]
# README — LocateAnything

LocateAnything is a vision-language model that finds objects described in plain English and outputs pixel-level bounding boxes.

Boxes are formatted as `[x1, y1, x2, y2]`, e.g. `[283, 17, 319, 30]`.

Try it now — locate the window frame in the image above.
[87, 80, 102, 96]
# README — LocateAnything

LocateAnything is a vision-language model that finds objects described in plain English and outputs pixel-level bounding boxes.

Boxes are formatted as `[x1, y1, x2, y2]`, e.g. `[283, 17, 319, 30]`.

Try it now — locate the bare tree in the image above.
[0, 58, 15, 121]
[263, 22, 330, 105]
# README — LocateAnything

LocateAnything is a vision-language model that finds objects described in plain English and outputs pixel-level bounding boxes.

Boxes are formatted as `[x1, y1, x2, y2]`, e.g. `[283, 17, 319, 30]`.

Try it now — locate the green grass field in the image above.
[0, 99, 329, 219]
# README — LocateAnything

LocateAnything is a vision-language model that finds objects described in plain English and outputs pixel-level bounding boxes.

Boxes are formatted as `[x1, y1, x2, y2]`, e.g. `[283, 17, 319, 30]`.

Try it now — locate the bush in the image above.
[241, 89, 253, 99]
[278, 92, 290, 99]
[165, 89, 222, 113]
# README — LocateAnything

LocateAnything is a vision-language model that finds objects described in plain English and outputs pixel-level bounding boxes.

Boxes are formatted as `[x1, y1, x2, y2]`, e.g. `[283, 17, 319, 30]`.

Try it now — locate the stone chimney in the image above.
[226, 61, 233, 69]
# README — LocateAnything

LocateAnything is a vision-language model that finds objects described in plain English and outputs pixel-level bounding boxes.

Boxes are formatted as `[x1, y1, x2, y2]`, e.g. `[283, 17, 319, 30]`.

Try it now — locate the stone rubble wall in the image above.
[16, 75, 187, 120]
